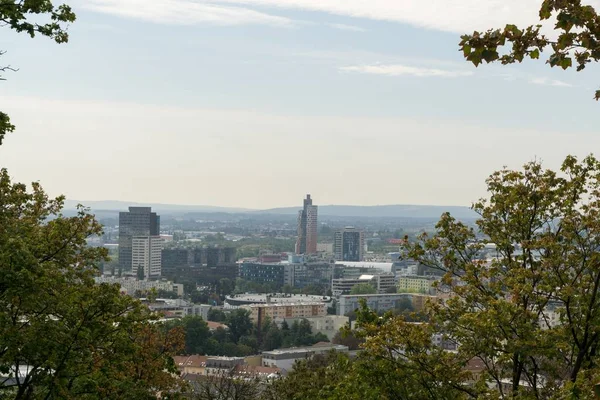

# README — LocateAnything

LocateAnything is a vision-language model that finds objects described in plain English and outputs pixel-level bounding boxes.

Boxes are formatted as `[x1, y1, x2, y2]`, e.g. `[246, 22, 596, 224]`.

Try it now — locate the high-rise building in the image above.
[334, 227, 365, 261]
[118, 207, 160, 271]
[132, 236, 163, 279]
[295, 194, 318, 254]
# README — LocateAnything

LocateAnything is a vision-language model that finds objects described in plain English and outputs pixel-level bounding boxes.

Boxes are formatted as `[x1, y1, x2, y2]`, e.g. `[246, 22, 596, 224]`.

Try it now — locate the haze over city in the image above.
[1, 0, 600, 209]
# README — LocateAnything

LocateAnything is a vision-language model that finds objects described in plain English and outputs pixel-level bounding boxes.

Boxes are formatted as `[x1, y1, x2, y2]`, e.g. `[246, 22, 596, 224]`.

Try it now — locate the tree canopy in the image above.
[0, 170, 185, 399]
[349, 283, 377, 295]
[459, 0, 600, 100]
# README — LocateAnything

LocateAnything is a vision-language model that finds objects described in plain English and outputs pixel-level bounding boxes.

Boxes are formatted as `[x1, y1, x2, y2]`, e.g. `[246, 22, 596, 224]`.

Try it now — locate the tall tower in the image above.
[118, 207, 160, 271]
[334, 227, 365, 261]
[132, 236, 163, 279]
[296, 195, 318, 255]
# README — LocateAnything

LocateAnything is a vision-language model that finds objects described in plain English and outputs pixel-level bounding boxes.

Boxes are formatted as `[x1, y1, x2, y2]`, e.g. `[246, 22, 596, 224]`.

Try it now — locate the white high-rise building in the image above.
[132, 236, 163, 279]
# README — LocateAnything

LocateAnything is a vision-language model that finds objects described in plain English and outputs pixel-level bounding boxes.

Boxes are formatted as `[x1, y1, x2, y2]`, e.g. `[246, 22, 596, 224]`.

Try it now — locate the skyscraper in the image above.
[296, 194, 318, 255]
[132, 236, 163, 279]
[118, 207, 160, 271]
[334, 227, 365, 261]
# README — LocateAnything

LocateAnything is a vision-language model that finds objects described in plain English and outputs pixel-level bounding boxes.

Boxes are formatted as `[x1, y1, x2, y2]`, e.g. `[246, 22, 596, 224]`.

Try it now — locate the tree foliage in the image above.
[459, 0, 600, 99]
[349, 283, 377, 295]
[0, 170, 184, 399]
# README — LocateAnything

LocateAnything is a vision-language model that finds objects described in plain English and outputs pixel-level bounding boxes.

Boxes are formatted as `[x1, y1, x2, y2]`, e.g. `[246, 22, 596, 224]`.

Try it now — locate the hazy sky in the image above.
[1, 0, 600, 209]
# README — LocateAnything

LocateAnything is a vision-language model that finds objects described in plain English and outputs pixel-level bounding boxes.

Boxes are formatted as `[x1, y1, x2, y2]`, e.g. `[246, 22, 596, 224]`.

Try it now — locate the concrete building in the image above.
[132, 236, 163, 279]
[334, 227, 365, 261]
[317, 243, 334, 253]
[118, 207, 160, 271]
[295, 195, 318, 255]
[225, 293, 332, 307]
[274, 315, 349, 340]
[243, 302, 327, 324]
[161, 246, 238, 284]
[397, 275, 439, 294]
[262, 343, 349, 372]
[332, 273, 396, 295]
[337, 293, 417, 315]
[95, 276, 184, 296]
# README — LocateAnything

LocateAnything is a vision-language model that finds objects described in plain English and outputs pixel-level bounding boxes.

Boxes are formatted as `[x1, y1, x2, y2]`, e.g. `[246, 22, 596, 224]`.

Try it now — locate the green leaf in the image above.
[530, 49, 540, 59]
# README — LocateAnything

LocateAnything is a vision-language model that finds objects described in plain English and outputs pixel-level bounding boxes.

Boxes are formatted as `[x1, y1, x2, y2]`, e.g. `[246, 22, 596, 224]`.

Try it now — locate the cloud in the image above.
[81, 0, 293, 27]
[207, 0, 600, 33]
[340, 64, 473, 78]
[327, 23, 366, 32]
[530, 77, 573, 87]
[78, 0, 600, 32]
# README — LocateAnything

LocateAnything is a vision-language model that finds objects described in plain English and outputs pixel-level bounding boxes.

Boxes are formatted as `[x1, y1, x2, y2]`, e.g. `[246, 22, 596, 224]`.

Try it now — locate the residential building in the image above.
[334, 227, 365, 261]
[95, 275, 184, 296]
[262, 343, 349, 372]
[205, 357, 245, 375]
[242, 302, 327, 325]
[174, 355, 207, 375]
[333, 262, 393, 279]
[397, 275, 439, 294]
[337, 293, 423, 315]
[332, 273, 396, 295]
[295, 195, 318, 255]
[132, 236, 163, 279]
[145, 298, 211, 319]
[118, 207, 160, 271]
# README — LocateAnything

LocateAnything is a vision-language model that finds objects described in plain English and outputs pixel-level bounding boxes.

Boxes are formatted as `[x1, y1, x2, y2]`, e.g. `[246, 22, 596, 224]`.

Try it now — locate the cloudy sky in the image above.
[1, 0, 599, 209]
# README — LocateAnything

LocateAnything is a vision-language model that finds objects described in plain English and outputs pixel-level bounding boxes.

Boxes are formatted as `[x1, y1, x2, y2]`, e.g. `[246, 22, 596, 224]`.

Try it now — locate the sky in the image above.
[1, 0, 600, 209]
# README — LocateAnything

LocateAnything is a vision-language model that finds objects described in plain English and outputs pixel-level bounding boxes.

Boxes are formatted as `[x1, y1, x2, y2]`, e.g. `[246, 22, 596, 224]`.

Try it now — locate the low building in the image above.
[95, 276, 184, 296]
[337, 293, 418, 316]
[397, 275, 439, 294]
[332, 273, 395, 295]
[225, 293, 332, 307]
[262, 343, 349, 372]
[205, 357, 245, 375]
[242, 302, 327, 324]
[145, 299, 211, 319]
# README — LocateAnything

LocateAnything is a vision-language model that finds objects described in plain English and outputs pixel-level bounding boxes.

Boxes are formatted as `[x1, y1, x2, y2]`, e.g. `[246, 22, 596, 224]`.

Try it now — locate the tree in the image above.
[349, 283, 377, 295]
[226, 309, 253, 344]
[1, 0, 76, 145]
[332, 330, 363, 351]
[397, 155, 600, 397]
[208, 308, 227, 323]
[458, 0, 600, 100]
[191, 367, 262, 400]
[0, 170, 184, 398]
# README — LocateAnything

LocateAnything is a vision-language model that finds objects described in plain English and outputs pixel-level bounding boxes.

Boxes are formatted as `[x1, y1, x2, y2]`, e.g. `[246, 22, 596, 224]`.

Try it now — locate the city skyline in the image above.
[1, 0, 600, 209]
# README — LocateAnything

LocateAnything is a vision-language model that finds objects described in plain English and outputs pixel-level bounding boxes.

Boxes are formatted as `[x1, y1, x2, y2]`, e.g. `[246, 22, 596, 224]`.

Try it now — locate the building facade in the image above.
[132, 235, 163, 279]
[337, 293, 416, 315]
[243, 302, 327, 324]
[334, 227, 365, 261]
[238, 262, 294, 287]
[295, 195, 318, 255]
[262, 343, 349, 371]
[95, 276, 184, 296]
[273, 315, 349, 340]
[397, 275, 439, 294]
[118, 207, 160, 271]
[332, 273, 396, 295]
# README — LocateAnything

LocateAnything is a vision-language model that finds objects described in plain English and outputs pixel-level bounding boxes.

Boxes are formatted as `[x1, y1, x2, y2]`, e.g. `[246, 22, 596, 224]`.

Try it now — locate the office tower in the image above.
[334, 227, 365, 261]
[118, 207, 160, 271]
[132, 236, 163, 279]
[295, 194, 318, 255]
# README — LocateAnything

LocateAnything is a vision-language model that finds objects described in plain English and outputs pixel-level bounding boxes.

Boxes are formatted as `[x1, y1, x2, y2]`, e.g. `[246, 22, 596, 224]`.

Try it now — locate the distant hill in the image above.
[63, 200, 251, 214]
[258, 205, 478, 219]
[63, 200, 477, 219]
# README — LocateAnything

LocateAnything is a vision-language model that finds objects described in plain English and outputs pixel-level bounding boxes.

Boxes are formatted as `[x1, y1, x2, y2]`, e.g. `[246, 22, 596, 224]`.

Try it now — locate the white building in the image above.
[262, 343, 349, 372]
[95, 276, 184, 296]
[132, 235, 163, 279]
[332, 273, 396, 295]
